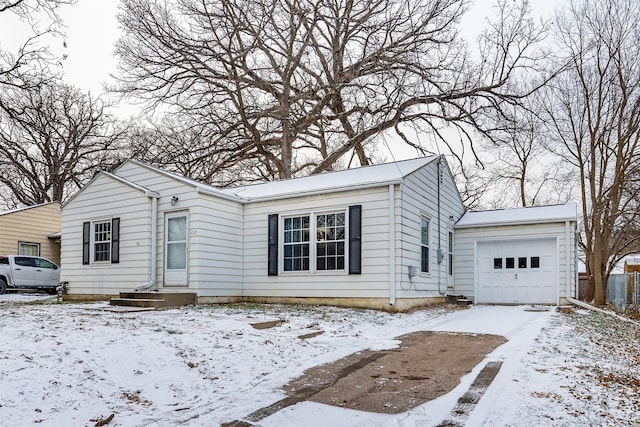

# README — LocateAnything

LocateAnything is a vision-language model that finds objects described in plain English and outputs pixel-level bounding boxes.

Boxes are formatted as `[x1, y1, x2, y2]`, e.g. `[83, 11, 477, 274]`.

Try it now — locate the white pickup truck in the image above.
[0, 255, 61, 295]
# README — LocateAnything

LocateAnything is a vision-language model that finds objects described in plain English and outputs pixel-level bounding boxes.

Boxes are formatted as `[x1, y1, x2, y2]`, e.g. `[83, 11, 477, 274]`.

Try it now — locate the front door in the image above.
[164, 212, 188, 287]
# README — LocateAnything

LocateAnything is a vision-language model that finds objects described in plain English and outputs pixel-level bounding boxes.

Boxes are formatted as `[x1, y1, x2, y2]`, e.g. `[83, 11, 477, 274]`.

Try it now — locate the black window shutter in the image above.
[82, 222, 90, 265]
[267, 214, 278, 276]
[111, 217, 120, 264]
[349, 205, 362, 274]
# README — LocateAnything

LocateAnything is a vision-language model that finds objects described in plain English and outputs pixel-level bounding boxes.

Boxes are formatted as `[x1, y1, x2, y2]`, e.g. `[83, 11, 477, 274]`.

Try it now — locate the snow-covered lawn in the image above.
[0, 295, 638, 427]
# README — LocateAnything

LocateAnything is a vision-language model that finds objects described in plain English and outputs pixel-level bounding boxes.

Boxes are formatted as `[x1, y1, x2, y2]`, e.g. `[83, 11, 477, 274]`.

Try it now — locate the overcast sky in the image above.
[0, 0, 560, 95]
[0, 0, 561, 161]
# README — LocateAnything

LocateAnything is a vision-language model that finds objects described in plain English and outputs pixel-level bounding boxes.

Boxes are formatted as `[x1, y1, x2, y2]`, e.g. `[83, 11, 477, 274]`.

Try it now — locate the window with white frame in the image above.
[316, 212, 346, 270]
[421, 217, 430, 273]
[18, 242, 40, 256]
[448, 231, 454, 276]
[282, 211, 347, 272]
[93, 220, 111, 262]
[283, 215, 310, 271]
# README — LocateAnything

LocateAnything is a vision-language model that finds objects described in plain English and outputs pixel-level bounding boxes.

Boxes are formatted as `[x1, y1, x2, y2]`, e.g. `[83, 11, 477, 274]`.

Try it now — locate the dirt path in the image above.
[223, 331, 506, 426]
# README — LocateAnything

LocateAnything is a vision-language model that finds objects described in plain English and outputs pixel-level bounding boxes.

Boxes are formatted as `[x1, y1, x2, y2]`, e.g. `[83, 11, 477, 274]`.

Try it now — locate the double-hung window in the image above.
[421, 217, 430, 273]
[18, 242, 40, 256]
[93, 220, 112, 262]
[82, 218, 120, 265]
[282, 211, 346, 272]
[269, 206, 360, 276]
[316, 212, 346, 271]
[283, 215, 310, 271]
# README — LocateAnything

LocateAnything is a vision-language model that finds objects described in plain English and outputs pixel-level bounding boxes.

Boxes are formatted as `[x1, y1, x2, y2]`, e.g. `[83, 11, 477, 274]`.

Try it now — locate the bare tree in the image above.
[480, 103, 575, 208]
[114, 0, 545, 181]
[0, 79, 128, 206]
[0, 0, 75, 104]
[541, 0, 640, 305]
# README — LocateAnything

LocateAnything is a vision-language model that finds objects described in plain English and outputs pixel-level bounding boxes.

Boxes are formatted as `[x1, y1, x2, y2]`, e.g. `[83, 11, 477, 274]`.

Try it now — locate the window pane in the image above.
[283, 215, 310, 271]
[315, 212, 346, 271]
[94, 221, 112, 262]
[167, 242, 186, 269]
[531, 256, 540, 268]
[421, 219, 429, 245]
[95, 242, 110, 262]
[19, 242, 40, 256]
[168, 216, 187, 241]
[421, 246, 429, 273]
[518, 257, 527, 268]
[506, 257, 514, 269]
[494, 258, 503, 269]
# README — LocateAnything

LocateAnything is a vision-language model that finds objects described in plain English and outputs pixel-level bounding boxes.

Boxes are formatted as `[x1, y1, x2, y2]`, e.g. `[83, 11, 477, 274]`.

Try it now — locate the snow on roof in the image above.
[221, 156, 438, 201]
[455, 203, 577, 228]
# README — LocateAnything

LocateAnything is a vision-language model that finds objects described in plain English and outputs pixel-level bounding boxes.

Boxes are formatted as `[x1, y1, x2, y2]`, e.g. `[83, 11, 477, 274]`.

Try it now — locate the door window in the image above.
[167, 216, 187, 270]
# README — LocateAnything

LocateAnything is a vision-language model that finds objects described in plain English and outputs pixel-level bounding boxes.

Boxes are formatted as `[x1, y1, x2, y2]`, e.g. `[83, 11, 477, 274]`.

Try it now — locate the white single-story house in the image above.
[60, 156, 577, 311]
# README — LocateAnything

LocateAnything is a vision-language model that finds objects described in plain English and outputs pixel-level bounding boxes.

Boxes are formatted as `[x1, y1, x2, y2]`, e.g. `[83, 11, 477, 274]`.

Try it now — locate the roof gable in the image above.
[62, 171, 160, 208]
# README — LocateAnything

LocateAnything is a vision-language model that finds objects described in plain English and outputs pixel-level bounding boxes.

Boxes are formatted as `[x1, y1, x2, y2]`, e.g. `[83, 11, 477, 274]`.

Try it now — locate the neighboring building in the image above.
[0, 202, 61, 264]
[60, 157, 577, 311]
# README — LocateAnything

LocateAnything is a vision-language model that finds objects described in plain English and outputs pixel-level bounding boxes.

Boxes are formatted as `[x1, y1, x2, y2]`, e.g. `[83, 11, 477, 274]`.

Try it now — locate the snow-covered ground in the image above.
[1, 294, 638, 427]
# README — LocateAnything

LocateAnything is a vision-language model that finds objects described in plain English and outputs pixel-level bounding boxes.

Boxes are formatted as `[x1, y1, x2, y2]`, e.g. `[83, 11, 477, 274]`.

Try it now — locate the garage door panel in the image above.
[477, 238, 557, 304]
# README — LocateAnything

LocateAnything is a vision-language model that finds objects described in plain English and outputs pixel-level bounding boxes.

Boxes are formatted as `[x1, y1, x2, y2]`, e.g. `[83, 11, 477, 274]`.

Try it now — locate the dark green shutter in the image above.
[349, 205, 362, 274]
[82, 222, 90, 265]
[268, 214, 278, 276]
[111, 218, 120, 264]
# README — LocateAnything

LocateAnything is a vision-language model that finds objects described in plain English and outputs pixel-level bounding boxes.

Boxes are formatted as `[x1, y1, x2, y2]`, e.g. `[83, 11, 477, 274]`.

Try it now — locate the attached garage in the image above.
[476, 238, 557, 304]
[453, 204, 577, 305]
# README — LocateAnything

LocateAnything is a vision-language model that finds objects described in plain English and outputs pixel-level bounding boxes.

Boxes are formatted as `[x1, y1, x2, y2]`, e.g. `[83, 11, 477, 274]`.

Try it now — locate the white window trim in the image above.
[91, 218, 112, 264]
[280, 209, 349, 275]
[18, 241, 40, 257]
[420, 216, 431, 275]
[448, 230, 454, 276]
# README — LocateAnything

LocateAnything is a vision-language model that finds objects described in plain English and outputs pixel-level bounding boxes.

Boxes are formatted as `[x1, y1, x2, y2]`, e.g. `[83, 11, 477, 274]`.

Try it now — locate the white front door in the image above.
[477, 238, 557, 304]
[164, 212, 188, 287]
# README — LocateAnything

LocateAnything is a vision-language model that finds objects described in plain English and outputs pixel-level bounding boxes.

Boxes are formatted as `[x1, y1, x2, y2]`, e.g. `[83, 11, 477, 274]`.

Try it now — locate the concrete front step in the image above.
[110, 292, 197, 309]
[446, 293, 473, 305]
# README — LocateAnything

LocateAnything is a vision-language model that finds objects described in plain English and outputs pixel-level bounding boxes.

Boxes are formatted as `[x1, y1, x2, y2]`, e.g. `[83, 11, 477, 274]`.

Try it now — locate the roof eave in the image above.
[455, 217, 577, 229]
[236, 179, 403, 202]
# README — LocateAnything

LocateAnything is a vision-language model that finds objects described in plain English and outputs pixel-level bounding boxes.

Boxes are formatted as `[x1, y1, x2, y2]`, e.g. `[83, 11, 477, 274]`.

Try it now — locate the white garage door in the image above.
[477, 238, 557, 304]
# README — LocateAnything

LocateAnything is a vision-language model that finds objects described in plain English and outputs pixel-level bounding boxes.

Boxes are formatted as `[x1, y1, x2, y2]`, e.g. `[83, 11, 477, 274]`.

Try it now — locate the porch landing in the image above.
[110, 292, 197, 309]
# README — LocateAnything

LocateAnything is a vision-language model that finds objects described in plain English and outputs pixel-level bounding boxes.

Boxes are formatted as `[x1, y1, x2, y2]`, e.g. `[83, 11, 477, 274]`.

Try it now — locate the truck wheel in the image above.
[0, 279, 6, 295]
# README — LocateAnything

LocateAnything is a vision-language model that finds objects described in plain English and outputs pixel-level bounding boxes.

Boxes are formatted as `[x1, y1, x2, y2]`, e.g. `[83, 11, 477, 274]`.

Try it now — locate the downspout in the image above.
[389, 184, 396, 306]
[565, 220, 571, 304]
[134, 194, 159, 291]
[437, 157, 444, 295]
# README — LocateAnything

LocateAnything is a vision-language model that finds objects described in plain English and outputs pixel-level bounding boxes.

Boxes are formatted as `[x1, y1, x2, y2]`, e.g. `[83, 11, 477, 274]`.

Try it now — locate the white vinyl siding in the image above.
[61, 173, 153, 295]
[242, 187, 390, 298]
[397, 159, 465, 296]
[112, 162, 244, 296]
